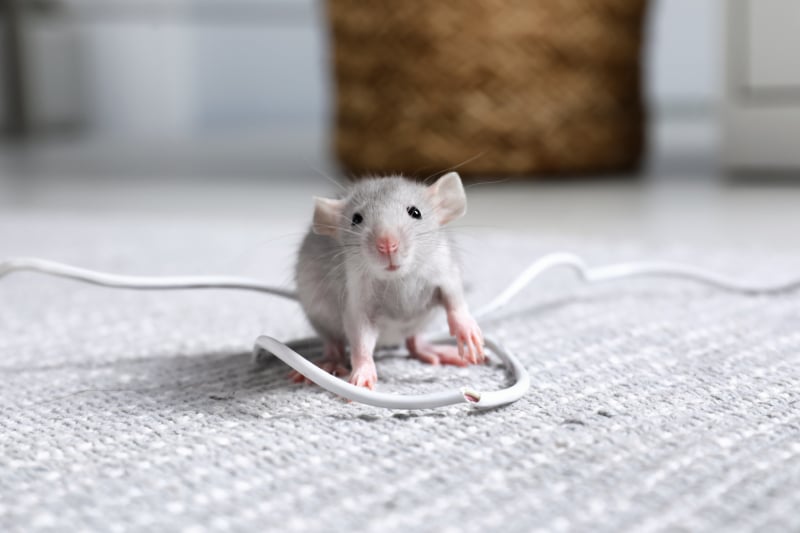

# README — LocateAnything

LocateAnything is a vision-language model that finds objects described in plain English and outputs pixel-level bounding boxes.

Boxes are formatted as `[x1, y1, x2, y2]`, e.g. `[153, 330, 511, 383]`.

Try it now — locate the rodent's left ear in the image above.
[312, 197, 345, 238]
[427, 171, 466, 225]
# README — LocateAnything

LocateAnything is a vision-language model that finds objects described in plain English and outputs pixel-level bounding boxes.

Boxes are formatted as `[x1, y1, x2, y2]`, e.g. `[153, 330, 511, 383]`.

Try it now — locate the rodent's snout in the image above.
[375, 233, 400, 257]
[361, 220, 415, 275]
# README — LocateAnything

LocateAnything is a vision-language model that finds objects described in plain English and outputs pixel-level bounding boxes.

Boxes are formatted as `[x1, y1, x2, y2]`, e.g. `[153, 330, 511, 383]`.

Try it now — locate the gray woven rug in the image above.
[1, 214, 799, 533]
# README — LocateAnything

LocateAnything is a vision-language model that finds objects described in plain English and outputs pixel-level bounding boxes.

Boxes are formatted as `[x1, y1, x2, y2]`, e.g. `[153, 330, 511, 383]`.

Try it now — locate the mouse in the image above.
[291, 172, 485, 390]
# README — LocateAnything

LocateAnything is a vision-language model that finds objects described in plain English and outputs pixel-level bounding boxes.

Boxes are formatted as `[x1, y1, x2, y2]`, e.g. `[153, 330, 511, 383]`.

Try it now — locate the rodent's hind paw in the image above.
[348, 362, 377, 390]
[288, 359, 350, 385]
[406, 337, 469, 367]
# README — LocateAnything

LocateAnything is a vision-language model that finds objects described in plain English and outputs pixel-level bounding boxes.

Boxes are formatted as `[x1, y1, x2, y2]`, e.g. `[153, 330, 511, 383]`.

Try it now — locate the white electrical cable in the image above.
[0, 258, 297, 300]
[472, 252, 800, 319]
[1, 253, 796, 410]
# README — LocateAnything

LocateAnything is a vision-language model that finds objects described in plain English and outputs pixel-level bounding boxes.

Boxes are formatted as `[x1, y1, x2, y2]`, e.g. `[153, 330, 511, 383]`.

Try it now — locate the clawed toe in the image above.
[348, 358, 377, 389]
[349, 370, 376, 390]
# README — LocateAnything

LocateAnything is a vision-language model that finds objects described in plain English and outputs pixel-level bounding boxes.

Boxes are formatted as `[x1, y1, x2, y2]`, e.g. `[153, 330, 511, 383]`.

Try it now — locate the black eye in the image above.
[407, 206, 422, 219]
[351, 212, 363, 226]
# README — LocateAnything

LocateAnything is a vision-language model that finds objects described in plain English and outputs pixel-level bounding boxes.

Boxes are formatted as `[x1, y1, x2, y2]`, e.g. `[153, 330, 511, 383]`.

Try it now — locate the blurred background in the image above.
[0, 0, 798, 246]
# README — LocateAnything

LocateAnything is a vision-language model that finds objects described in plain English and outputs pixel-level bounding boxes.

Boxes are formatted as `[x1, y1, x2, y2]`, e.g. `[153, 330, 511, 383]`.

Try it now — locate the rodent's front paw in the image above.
[447, 311, 485, 364]
[349, 360, 377, 390]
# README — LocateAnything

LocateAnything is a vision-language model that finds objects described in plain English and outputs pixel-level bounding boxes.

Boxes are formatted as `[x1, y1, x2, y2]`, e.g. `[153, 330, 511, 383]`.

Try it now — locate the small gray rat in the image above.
[292, 172, 485, 389]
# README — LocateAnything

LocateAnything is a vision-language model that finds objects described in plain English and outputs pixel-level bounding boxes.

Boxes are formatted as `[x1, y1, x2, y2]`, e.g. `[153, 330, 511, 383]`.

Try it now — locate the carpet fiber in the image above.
[1, 214, 799, 532]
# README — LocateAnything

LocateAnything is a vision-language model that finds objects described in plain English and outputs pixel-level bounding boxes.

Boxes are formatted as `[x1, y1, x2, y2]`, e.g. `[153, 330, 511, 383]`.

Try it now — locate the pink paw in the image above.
[406, 337, 470, 367]
[289, 359, 350, 384]
[288, 359, 350, 384]
[288, 340, 347, 385]
[349, 361, 377, 390]
[447, 311, 485, 364]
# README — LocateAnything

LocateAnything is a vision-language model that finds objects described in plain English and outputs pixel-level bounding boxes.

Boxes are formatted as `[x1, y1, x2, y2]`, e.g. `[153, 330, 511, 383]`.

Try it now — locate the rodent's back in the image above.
[295, 230, 348, 341]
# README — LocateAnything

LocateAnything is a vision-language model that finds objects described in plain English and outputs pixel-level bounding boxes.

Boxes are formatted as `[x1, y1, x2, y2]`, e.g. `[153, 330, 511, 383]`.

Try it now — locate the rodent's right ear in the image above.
[312, 197, 346, 238]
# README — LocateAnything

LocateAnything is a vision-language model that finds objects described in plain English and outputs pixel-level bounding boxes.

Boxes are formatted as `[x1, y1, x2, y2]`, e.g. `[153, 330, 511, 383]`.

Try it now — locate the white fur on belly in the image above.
[375, 309, 437, 346]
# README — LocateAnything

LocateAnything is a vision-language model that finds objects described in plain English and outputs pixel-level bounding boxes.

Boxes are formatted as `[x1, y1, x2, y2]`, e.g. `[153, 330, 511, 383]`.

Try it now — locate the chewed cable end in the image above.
[462, 387, 481, 404]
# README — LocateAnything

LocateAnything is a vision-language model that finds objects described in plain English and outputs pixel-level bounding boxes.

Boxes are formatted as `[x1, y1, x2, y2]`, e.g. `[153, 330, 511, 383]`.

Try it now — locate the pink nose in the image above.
[375, 235, 399, 255]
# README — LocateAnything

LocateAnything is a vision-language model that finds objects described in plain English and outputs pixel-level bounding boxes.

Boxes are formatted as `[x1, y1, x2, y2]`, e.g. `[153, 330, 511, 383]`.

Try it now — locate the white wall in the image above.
[645, 0, 723, 110]
[192, 23, 328, 133]
[79, 19, 195, 138]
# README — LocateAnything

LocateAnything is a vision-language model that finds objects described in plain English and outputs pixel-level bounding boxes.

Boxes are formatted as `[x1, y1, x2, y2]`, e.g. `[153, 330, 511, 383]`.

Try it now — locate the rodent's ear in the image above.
[312, 197, 345, 238]
[427, 171, 466, 226]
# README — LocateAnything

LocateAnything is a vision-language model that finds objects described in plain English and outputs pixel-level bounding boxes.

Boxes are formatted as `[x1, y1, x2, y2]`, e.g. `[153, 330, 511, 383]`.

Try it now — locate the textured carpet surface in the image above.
[1, 214, 799, 533]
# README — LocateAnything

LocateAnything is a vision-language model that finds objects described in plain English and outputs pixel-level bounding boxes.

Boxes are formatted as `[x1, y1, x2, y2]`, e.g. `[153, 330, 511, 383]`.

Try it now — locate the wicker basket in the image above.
[328, 0, 648, 177]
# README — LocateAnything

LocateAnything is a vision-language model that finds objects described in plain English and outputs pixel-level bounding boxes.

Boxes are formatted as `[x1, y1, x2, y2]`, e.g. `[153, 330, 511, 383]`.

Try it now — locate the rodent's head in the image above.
[311, 172, 467, 278]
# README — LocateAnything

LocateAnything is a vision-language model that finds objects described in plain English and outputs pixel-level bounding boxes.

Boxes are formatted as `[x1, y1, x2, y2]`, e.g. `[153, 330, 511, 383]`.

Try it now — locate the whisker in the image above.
[464, 176, 512, 189]
[422, 152, 487, 184]
[306, 160, 347, 193]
